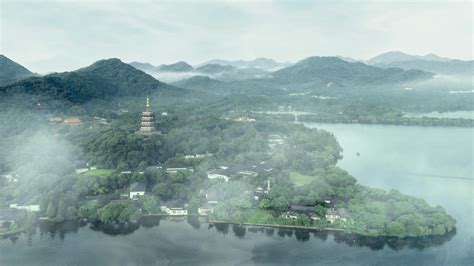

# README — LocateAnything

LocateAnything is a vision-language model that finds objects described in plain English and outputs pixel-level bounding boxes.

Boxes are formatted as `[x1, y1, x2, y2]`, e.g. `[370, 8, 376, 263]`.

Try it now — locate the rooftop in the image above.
[130, 181, 147, 192]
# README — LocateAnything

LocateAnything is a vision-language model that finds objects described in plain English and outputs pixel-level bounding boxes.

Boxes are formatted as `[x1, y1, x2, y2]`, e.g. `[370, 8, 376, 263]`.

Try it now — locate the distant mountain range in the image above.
[198, 57, 291, 70]
[130, 57, 291, 74]
[0, 55, 35, 86]
[272, 56, 433, 87]
[172, 76, 224, 92]
[366, 51, 473, 75]
[1, 52, 467, 105]
[195, 64, 235, 73]
[367, 51, 452, 64]
[158, 61, 194, 72]
[130, 60, 272, 82]
[0, 58, 181, 104]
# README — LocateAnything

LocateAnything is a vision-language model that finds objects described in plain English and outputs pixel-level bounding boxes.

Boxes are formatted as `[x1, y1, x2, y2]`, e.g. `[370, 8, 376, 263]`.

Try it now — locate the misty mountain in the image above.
[129, 61, 157, 72]
[366, 51, 473, 75]
[172, 76, 225, 91]
[200, 57, 290, 70]
[336, 56, 360, 63]
[373, 59, 473, 75]
[0, 55, 35, 86]
[158, 61, 194, 72]
[272, 56, 433, 86]
[0, 58, 181, 104]
[195, 64, 235, 73]
[367, 51, 452, 64]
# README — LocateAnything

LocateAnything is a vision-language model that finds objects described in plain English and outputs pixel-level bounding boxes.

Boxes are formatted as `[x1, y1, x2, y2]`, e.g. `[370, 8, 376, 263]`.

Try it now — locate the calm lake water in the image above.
[1, 123, 473, 265]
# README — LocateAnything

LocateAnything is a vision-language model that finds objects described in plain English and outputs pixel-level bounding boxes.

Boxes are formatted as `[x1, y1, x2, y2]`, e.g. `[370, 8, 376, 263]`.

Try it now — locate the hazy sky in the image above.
[1, 0, 472, 73]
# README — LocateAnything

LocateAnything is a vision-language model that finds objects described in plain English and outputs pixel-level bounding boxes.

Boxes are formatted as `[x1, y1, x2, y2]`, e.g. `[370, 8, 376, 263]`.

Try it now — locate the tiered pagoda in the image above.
[138, 97, 160, 136]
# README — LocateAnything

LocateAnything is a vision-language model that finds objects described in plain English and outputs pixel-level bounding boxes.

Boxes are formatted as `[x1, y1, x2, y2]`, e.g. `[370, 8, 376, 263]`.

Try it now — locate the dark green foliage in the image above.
[0, 55, 34, 86]
[0, 58, 183, 105]
[98, 202, 138, 223]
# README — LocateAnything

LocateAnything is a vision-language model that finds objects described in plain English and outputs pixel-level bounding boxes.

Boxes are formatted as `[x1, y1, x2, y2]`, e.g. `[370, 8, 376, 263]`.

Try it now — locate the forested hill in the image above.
[0, 55, 35, 86]
[272, 56, 433, 86]
[0, 58, 185, 104]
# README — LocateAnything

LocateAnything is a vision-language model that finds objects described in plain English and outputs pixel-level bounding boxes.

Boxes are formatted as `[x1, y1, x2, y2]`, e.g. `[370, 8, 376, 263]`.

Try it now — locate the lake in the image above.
[1, 123, 473, 265]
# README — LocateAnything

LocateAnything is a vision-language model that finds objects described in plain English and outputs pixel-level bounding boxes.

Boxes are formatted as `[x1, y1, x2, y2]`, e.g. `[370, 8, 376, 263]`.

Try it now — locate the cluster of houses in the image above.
[8, 193, 41, 212]
[48, 116, 82, 126]
[268, 134, 285, 149]
[183, 153, 213, 160]
[281, 206, 350, 224]
[145, 165, 194, 175]
[234, 116, 256, 123]
[207, 161, 273, 182]
[125, 181, 213, 217]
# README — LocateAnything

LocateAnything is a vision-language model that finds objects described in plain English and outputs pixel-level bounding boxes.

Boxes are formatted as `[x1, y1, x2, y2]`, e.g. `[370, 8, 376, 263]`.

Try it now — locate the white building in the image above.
[129, 182, 146, 200]
[198, 207, 214, 216]
[9, 194, 41, 212]
[160, 202, 188, 216]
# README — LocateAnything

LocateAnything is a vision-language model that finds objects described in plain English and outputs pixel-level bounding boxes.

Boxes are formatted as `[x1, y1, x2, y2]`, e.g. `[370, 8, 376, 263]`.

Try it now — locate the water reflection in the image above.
[2, 218, 456, 252]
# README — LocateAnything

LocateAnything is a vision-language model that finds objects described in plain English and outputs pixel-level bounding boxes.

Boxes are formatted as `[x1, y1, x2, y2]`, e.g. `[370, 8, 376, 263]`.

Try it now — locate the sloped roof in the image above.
[130, 181, 146, 192]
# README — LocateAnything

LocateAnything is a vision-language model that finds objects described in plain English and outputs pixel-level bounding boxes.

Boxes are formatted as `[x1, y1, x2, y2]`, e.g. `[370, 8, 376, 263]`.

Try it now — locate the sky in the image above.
[0, 0, 472, 73]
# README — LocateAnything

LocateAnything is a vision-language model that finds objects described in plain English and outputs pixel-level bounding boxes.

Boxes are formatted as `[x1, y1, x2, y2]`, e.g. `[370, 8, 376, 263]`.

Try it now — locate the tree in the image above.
[259, 199, 271, 209]
[139, 195, 160, 214]
[296, 214, 311, 227]
[66, 206, 78, 220]
[314, 204, 326, 217]
[187, 196, 201, 215]
[152, 183, 173, 200]
[270, 197, 289, 212]
[56, 199, 68, 221]
[46, 201, 56, 218]
[386, 221, 406, 237]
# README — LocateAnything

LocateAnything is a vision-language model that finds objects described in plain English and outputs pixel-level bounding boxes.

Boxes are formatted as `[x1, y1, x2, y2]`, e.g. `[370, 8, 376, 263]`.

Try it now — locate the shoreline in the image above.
[208, 219, 344, 232]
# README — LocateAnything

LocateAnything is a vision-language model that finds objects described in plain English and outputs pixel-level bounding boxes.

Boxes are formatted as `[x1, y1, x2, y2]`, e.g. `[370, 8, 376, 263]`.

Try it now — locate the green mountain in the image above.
[272, 56, 433, 86]
[0, 58, 182, 104]
[0, 55, 35, 86]
[158, 61, 194, 72]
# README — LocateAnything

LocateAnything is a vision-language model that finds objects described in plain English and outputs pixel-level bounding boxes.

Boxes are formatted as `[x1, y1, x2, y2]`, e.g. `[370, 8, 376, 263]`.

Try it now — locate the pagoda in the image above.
[138, 97, 160, 136]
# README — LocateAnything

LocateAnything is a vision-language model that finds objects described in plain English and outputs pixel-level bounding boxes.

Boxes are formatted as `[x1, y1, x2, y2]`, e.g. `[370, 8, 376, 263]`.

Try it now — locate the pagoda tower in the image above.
[138, 97, 160, 135]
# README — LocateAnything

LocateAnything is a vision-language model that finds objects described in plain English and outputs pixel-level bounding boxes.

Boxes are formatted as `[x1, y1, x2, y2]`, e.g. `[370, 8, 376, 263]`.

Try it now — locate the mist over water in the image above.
[304, 122, 473, 264]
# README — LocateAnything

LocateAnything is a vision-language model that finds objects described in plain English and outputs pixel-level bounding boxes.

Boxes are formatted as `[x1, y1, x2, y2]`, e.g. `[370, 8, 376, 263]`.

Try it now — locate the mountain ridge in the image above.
[272, 56, 433, 86]
[0, 58, 184, 104]
[0, 55, 36, 86]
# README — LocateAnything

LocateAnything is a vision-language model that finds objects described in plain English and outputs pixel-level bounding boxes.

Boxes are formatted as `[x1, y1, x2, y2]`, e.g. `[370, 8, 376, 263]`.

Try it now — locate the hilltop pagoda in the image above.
[137, 97, 160, 136]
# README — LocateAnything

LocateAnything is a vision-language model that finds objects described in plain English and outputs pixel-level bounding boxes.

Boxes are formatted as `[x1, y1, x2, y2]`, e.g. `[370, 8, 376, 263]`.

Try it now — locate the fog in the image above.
[149, 71, 206, 83]
[1, 133, 74, 194]
[405, 74, 473, 91]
